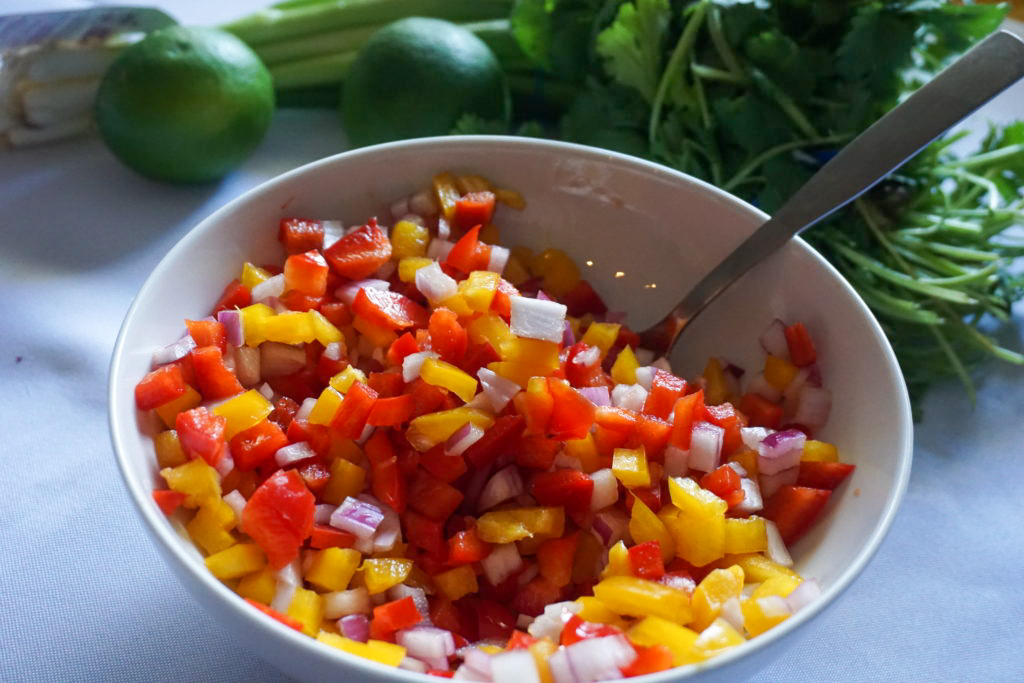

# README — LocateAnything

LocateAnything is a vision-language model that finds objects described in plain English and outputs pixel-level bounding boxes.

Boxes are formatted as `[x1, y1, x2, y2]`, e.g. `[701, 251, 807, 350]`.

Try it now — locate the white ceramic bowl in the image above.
[109, 136, 912, 682]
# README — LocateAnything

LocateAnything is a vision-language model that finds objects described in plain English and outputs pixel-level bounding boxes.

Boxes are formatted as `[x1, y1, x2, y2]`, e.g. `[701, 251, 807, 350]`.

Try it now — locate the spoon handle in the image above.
[642, 29, 1024, 353]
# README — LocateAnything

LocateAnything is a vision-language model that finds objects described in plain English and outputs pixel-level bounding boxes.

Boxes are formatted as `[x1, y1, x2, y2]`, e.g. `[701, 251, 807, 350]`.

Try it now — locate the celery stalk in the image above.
[269, 51, 358, 90]
[253, 25, 378, 65]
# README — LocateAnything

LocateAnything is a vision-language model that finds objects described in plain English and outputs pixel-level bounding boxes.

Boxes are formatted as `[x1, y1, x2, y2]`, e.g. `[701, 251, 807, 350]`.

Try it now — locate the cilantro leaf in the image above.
[511, 0, 618, 81]
[595, 0, 672, 103]
[561, 81, 650, 156]
[836, 5, 918, 96]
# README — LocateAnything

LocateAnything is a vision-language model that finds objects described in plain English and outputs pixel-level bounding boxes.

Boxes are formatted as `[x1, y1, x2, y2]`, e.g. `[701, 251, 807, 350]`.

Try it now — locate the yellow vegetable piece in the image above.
[691, 566, 745, 632]
[391, 220, 430, 259]
[330, 438, 364, 464]
[330, 366, 368, 394]
[802, 440, 839, 463]
[528, 248, 581, 297]
[628, 617, 700, 666]
[438, 293, 474, 318]
[213, 389, 273, 439]
[317, 632, 407, 667]
[155, 385, 201, 428]
[702, 358, 728, 406]
[467, 314, 512, 350]
[240, 303, 276, 347]
[574, 596, 629, 629]
[669, 477, 728, 517]
[665, 478, 727, 567]
[240, 261, 272, 289]
[693, 618, 745, 658]
[486, 361, 542, 388]
[476, 507, 565, 544]
[306, 548, 361, 592]
[498, 338, 560, 372]
[455, 173, 491, 194]
[727, 450, 759, 478]
[629, 498, 675, 563]
[154, 430, 188, 469]
[433, 171, 461, 221]
[564, 433, 602, 473]
[287, 587, 324, 637]
[593, 575, 694, 624]
[751, 575, 802, 601]
[420, 358, 478, 403]
[161, 458, 221, 509]
[321, 457, 366, 506]
[610, 345, 639, 385]
[719, 553, 801, 583]
[494, 187, 526, 210]
[310, 310, 343, 346]
[724, 517, 768, 554]
[764, 355, 798, 389]
[398, 257, 433, 283]
[308, 386, 343, 426]
[237, 566, 276, 605]
[205, 543, 265, 580]
[262, 311, 316, 345]
[503, 255, 531, 286]
[580, 322, 620, 356]
[741, 595, 791, 637]
[460, 270, 500, 312]
[433, 564, 479, 601]
[529, 638, 556, 683]
[601, 540, 632, 578]
[186, 501, 236, 555]
[353, 315, 398, 349]
[362, 558, 413, 594]
[406, 408, 494, 451]
[612, 447, 650, 488]
[478, 223, 500, 244]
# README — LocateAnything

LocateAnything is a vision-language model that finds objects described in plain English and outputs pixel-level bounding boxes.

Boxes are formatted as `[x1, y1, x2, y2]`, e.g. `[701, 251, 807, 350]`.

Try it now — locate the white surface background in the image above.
[2, 1, 1023, 681]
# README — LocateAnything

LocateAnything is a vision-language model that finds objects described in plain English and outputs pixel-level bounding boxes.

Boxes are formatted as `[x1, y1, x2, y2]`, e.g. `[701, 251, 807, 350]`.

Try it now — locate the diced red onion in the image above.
[634, 366, 655, 390]
[257, 382, 274, 400]
[295, 397, 316, 421]
[223, 490, 247, 519]
[270, 582, 297, 614]
[664, 445, 689, 477]
[592, 508, 630, 546]
[409, 190, 438, 217]
[740, 427, 773, 452]
[721, 596, 745, 633]
[388, 584, 430, 624]
[516, 563, 540, 586]
[373, 505, 401, 553]
[446, 423, 485, 457]
[222, 349, 237, 374]
[330, 496, 384, 539]
[259, 342, 306, 379]
[578, 386, 611, 408]
[214, 453, 235, 478]
[232, 346, 260, 388]
[336, 278, 390, 306]
[416, 260, 458, 303]
[793, 386, 831, 433]
[461, 463, 493, 512]
[509, 295, 567, 343]
[390, 197, 411, 221]
[403, 350, 439, 383]
[463, 648, 493, 677]
[481, 542, 523, 586]
[733, 477, 763, 515]
[399, 657, 429, 674]
[612, 383, 647, 412]
[572, 345, 601, 368]
[588, 469, 619, 511]
[689, 421, 725, 472]
[756, 595, 792, 620]
[561, 320, 576, 347]
[478, 466, 524, 512]
[560, 634, 636, 683]
[782, 367, 812, 414]
[477, 367, 520, 412]
[275, 442, 316, 467]
[764, 520, 793, 567]
[427, 238, 455, 261]
[152, 334, 196, 365]
[747, 373, 782, 403]
[251, 273, 285, 302]
[436, 217, 451, 241]
[553, 451, 583, 471]
[760, 466, 799, 498]
[726, 461, 748, 477]
[340, 614, 370, 643]
[604, 310, 628, 325]
[324, 587, 370, 619]
[652, 356, 672, 372]
[314, 504, 336, 525]
[535, 290, 553, 302]
[785, 578, 821, 613]
[452, 664, 489, 681]
[723, 363, 744, 398]
[491, 649, 540, 683]
[397, 627, 456, 661]
[757, 429, 806, 475]
[487, 245, 510, 274]
[321, 220, 344, 249]
[759, 319, 789, 359]
[215, 309, 244, 348]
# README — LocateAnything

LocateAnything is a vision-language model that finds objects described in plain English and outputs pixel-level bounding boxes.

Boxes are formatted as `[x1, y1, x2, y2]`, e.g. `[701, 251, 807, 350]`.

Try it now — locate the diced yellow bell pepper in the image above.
[433, 564, 479, 601]
[690, 566, 744, 632]
[724, 517, 768, 554]
[593, 575, 694, 624]
[398, 257, 433, 283]
[455, 173, 491, 194]
[580, 322, 620, 356]
[802, 440, 839, 463]
[329, 366, 367, 394]
[574, 596, 629, 629]
[205, 543, 265, 580]
[529, 638, 556, 683]
[306, 548, 360, 593]
[309, 386, 343, 426]
[612, 447, 650, 488]
[362, 558, 413, 594]
[154, 430, 188, 469]
[433, 171, 461, 220]
[669, 477, 728, 517]
[741, 595, 790, 637]
[495, 187, 526, 210]
[628, 616, 700, 666]
[161, 459, 221, 509]
[477, 507, 565, 544]
[528, 248, 581, 297]
[420, 358, 478, 403]
[186, 502, 236, 555]
[391, 220, 430, 259]
[263, 311, 317, 345]
[629, 498, 675, 563]
[155, 385, 202, 428]
[321, 460, 366, 508]
[240, 303, 276, 347]
[719, 553, 801, 583]
[317, 632, 407, 666]
[601, 540, 632, 578]
[240, 262, 272, 289]
[330, 438, 364, 464]
[406, 408, 494, 451]
[564, 433, 602, 473]
[213, 389, 273, 439]
[287, 587, 324, 637]
[467, 314, 512, 350]
[310, 310, 343, 346]
[702, 358, 728, 406]
[764, 355, 798, 389]
[665, 478, 726, 567]
[503, 255, 531, 286]
[751, 575, 802, 601]
[439, 293, 474, 318]
[692, 618, 745, 658]
[727, 450, 759, 478]
[610, 345, 639, 385]
[486, 361, 541, 388]
[353, 315, 398, 349]
[498, 338, 560, 371]
[460, 270, 500, 313]
[478, 223, 500, 244]
[237, 566, 276, 604]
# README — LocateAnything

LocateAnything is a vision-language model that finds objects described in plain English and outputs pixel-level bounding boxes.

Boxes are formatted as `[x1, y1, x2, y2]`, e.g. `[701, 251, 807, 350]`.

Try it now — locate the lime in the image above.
[96, 26, 274, 184]
[340, 17, 510, 147]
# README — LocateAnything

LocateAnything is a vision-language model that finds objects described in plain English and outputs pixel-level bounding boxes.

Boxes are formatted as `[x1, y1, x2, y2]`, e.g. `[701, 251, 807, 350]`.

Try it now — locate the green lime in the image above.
[96, 26, 274, 184]
[340, 17, 510, 147]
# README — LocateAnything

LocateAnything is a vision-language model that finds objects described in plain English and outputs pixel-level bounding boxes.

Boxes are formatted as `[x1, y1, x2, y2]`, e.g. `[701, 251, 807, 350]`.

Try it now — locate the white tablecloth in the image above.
[2, 2, 1023, 681]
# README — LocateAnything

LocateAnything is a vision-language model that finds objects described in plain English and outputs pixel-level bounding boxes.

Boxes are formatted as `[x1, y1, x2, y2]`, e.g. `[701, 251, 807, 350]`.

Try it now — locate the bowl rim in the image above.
[109, 134, 913, 681]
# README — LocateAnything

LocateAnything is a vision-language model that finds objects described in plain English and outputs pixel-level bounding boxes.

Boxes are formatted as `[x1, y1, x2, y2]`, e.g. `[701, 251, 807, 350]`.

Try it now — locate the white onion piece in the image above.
[233, 346, 261, 388]
[388, 584, 430, 624]
[152, 334, 196, 365]
[321, 220, 344, 249]
[446, 423, 485, 457]
[336, 278, 390, 306]
[436, 217, 451, 240]
[330, 496, 384, 539]
[664, 445, 689, 477]
[426, 238, 455, 261]
[260, 342, 306, 378]
[759, 319, 789, 358]
[340, 614, 369, 642]
[612, 383, 648, 412]
[453, 664, 490, 681]
[487, 245, 510, 274]
[251, 273, 285, 302]
[478, 466, 524, 511]
[295, 397, 317, 422]
[659, 572, 696, 595]
[509, 295, 567, 343]
[740, 426, 774, 452]
[760, 466, 799, 499]
[578, 386, 611, 408]
[463, 648, 493, 677]
[373, 505, 401, 553]
[314, 504, 336, 525]
[721, 597, 745, 633]
[785, 578, 821, 612]
[390, 197, 410, 221]
[588, 469, 619, 511]
[757, 595, 792, 620]
[757, 429, 806, 475]
[561, 634, 636, 683]
[793, 386, 831, 432]
[324, 587, 371, 619]
[491, 649, 540, 683]
[399, 657, 429, 674]
[726, 461, 748, 477]
[592, 508, 630, 546]
[747, 373, 782, 403]
[409, 190, 438, 217]
[216, 309, 244, 347]
[416, 260, 458, 303]
[572, 345, 601, 368]
[478, 368, 520, 412]
[257, 382, 275, 400]
[733, 477, 764, 515]
[356, 424, 375, 445]
[323, 341, 344, 361]
[634, 366, 656, 390]
[553, 451, 583, 471]
[764, 520, 793, 567]
[403, 351, 440, 383]
[214, 454, 235, 478]
[270, 582, 297, 615]
[481, 542, 523, 586]
[223, 490, 247, 519]
[689, 421, 724, 472]
[396, 627, 455, 661]
[782, 367, 812, 411]
[527, 601, 581, 640]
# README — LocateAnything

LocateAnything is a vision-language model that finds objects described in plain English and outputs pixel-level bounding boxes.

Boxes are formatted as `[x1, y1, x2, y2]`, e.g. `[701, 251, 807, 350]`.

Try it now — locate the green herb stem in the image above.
[648, 1, 707, 147]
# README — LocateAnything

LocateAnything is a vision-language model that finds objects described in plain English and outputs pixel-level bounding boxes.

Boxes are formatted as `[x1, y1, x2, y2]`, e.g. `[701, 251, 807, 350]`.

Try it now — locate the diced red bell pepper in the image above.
[560, 614, 623, 646]
[230, 419, 289, 471]
[700, 464, 745, 508]
[241, 469, 315, 569]
[363, 430, 395, 466]
[371, 457, 407, 514]
[459, 342, 500, 376]
[740, 392, 783, 429]
[513, 385, 553, 437]
[474, 599, 516, 642]
[175, 406, 226, 466]
[634, 414, 671, 462]
[185, 319, 227, 352]
[512, 575, 563, 617]
[593, 424, 630, 457]
[643, 370, 687, 420]
[564, 342, 606, 388]
[506, 630, 539, 650]
[628, 540, 666, 580]
[353, 287, 428, 331]
[366, 394, 415, 427]
[463, 415, 526, 468]
[561, 279, 608, 317]
[135, 364, 188, 410]
[152, 489, 186, 515]
[309, 524, 356, 550]
[514, 435, 561, 470]
[419, 445, 467, 483]
[403, 509, 445, 556]
[428, 596, 465, 639]
[704, 402, 746, 456]
[190, 345, 244, 400]
[373, 596, 422, 635]
[297, 458, 331, 495]
[405, 378, 449, 419]
[286, 419, 330, 459]
[547, 379, 597, 441]
[269, 368, 321, 403]
[428, 308, 468, 364]
[537, 532, 579, 587]
[445, 225, 492, 274]
[595, 406, 638, 436]
[797, 461, 855, 490]
[268, 396, 300, 429]
[621, 644, 675, 677]
[427, 670, 455, 679]
[368, 371, 405, 398]
[330, 381, 378, 438]
[386, 332, 420, 366]
[246, 598, 305, 631]
[452, 191, 496, 231]
[278, 218, 324, 254]
[530, 470, 593, 517]
[490, 279, 518, 320]
[763, 485, 832, 545]
[319, 301, 353, 328]
[283, 249, 328, 298]
[448, 527, 491, 564]
[668, 389, 704, 450]
[212, 278, 252, 315]
[324, 219, 392, 280]
[315, 352, 349, 387]
[626, 484, 663, 514]
[409, 470, 464, 522]
[278, 289, 324, 314]
[784, 322, 817, 367]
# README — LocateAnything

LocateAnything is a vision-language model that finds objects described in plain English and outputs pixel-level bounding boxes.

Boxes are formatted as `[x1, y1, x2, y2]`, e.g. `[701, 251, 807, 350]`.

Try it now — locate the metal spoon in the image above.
[640, 29, 1024, 354]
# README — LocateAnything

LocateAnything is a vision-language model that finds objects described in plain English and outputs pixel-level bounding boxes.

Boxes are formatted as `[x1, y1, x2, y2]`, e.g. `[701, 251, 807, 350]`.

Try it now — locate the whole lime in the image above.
[340, 17, 510, 147]
[96, 26, 274, 184]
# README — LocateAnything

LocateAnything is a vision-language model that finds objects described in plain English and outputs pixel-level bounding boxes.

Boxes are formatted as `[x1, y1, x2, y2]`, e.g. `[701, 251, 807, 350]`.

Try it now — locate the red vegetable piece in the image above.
[474, 599, 516, 641]
[245, 598, 305, 631]
[634, 414, 671, 462]
[427, 670, 455, 679]
[330, 381, 378, 438]
[324, 219, 392, 280]
[536, 531, 580, 587]
[463, 415, 526, 468]
[561, 279, 608, 318]
[700, 465, 745, 508]
[268, 396, 300, 430]
[403, 509, 445, 556]
[286, 419, 330, 459]
[368, 371, 405, 398]
[366, 394, 415, 427]
[560, 614, 623, 646]
[135, 364, 188, 410]
[740, 392, 783, 429]
[628, 540, 666, 580]
[784, 322, 817, 367]
[386, 332, 420, 366]
[452, 191, 496, 231]
[175, 406, 226, 466]
[448, 527, 491, 564]
[643, 370, 687, 420]
[315, 352, 349, 387]
[230, 419, 289, 471]
[405, 378, 448, 419]
[371, 457, 407, 514]
[762, 485, 832, 545]
[514, 435, 561, 470]
[547, 379, 597, 441]
[704, 403, 746, 456]
[241, 469, 315, 569]
[152, 489, 186, 515]
[409, 470, 464, 522]
[185, 319, 227, 352]
[428, 308, 468, 364]
[420, 445, 467, 483]
[353, 287, 428, 330]
[506, 630, 539, 650]
[309, 524, 356, 550]
[797, 461, 855, 490]
[373, 596, 422, 635]
[512, 575, 563, 617]
[459, 341, 500, 376]
[530, 471, 593, 517]
[621, 644, 675, 677]
[668, 389, 704, 450]
[319, 301, 353, 329]
[278, 217, 324, 254]
[284, 249, 329, 297]
[212, 278, 252, 315]
[297, 459, 331, 495]
[190, 345, 244, 400]
[445, 225, 491, 274]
